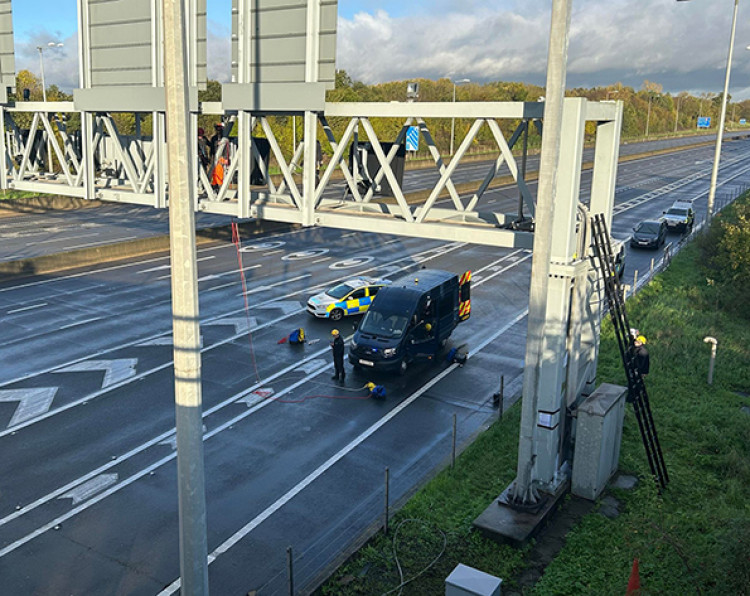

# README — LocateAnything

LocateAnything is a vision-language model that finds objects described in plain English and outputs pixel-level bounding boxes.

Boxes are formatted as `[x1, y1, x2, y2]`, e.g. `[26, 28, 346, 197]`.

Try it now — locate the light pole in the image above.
[36, 42, 63, 173]
[449, 78, 470, 156]
[36, 42, 63, 102]
[674, 94, 686, 132]
[645, 94, 654, 137]
[677, 0, 739, 225]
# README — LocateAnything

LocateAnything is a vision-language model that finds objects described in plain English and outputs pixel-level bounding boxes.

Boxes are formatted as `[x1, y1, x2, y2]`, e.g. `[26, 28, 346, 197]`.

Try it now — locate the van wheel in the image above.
[330, 308, 344, 321]
[399, 360, 408, 375]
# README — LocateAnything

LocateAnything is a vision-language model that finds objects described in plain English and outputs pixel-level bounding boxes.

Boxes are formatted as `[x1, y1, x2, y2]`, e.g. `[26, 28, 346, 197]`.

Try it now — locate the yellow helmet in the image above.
[331, 329, 339, 336]
[637, 335, 647, 345]
[425, 323, 432, 331]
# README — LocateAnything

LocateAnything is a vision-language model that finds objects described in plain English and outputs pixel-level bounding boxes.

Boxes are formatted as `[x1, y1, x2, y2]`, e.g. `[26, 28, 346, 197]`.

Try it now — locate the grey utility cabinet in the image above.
[445, 563, 502, 596]
[571, 383, 627, 500]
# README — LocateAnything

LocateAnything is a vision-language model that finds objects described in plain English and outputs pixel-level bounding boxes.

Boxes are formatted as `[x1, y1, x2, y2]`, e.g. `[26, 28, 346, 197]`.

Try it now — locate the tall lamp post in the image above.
[449, 78, 470, 156]
[674, 94, 686, 132]
[677, 0, 739, 224]
[37, 42, 63, 173]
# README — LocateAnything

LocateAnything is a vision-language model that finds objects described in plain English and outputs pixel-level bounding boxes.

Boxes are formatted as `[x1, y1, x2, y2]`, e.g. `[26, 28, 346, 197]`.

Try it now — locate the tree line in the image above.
[9, 68, 750, 165]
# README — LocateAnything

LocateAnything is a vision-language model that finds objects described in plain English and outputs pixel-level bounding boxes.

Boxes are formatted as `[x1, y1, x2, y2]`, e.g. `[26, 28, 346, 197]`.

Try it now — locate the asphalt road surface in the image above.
[1, 136, 750, 594]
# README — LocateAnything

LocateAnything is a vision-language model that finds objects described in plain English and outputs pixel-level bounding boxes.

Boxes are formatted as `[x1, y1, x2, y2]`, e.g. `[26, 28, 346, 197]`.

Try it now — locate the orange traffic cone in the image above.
[625, 558, 640, 595]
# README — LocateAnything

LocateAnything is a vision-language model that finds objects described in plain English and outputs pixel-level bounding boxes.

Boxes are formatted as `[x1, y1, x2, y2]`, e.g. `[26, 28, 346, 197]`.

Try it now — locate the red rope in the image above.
[232, 221, 261, 383]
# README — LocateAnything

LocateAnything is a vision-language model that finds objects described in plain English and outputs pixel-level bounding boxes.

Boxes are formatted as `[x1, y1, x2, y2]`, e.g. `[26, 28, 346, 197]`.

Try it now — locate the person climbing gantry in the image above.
[633, 335, 650, 377]
[330, 329, 346, 383]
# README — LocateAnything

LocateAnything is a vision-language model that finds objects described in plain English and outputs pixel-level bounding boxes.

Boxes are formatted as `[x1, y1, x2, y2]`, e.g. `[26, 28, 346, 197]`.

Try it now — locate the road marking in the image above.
[7, 303, 47, 314]
[282, 248, 329, 261]
[158, 426, 207, 450]
[204, 317, 258, 335]
[329, 256, 375, 269]
[312, 257, 331, 263]
[238, 388, 275, 407]
[294, 359, 327, 375]
[0, 387, 58, 427]
[58, 317, 103, 331]
[58, 474, 118, 505]
[256, 300, 303, 315]
[136, 335, 204, 347]
[240, 240, 286, 252]
[56, 359, 138, 389]
[158, 309, 531, 595]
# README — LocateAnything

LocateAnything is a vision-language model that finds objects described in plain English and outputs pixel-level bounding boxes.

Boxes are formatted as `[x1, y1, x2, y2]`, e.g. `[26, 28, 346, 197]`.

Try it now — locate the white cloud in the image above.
[337, 0, 750, 99]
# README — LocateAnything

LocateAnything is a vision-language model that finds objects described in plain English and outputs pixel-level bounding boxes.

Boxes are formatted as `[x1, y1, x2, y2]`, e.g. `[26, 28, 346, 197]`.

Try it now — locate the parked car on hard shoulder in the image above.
[307, 277, 390, 321]
[662, 201, 695, 232]
[630, 219, 667, 249]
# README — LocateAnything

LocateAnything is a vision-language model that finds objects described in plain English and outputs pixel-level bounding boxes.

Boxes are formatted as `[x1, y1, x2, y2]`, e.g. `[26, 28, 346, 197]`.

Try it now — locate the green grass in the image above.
[0, 189, 40, 201]
[318, 200, 750, 595]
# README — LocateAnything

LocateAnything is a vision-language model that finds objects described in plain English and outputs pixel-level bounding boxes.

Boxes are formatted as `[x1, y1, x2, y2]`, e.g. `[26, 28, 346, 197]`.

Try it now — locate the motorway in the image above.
[0, 135, 749, 594]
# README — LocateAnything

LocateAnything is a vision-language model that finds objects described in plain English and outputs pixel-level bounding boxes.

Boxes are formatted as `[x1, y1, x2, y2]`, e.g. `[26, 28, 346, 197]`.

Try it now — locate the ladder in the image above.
[590, 214, 669, 490]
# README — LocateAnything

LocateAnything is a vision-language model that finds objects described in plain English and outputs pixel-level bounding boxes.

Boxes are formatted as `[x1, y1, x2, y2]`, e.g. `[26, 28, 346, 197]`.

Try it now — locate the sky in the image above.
[11, 0, 750, 101]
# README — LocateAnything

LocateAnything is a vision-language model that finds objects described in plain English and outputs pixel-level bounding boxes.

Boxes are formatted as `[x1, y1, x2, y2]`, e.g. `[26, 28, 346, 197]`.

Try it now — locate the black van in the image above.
[348, 269, 471, 374]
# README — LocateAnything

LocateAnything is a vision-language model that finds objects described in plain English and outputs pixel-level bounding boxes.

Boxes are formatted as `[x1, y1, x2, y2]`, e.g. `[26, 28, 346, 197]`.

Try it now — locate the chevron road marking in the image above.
[0, 387, 58, 427]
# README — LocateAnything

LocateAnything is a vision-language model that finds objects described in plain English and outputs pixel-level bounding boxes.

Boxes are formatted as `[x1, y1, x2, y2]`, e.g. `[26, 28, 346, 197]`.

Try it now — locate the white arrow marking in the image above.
[294, 359, 327, 374]
[59, 474, 118, 505]
[256, 301, 302, 315]
[204, 317, 258, 335]
[56, 359, 138, 389]
[472, 274, 484, 283]
[136, 335, 204, 347]
[329, 256, 375, 270]
[0, 387, 58, 427]
[158, 425, 208, 450]
[238, 388, 274, 407]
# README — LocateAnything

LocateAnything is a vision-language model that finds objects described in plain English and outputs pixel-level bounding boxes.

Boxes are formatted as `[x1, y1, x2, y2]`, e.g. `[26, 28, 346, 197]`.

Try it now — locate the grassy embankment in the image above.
[318, 198, 750, 595]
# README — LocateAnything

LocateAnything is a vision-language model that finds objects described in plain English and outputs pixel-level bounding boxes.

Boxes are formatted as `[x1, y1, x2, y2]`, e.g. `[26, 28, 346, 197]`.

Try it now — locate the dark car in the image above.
[630, 219, 667, 249]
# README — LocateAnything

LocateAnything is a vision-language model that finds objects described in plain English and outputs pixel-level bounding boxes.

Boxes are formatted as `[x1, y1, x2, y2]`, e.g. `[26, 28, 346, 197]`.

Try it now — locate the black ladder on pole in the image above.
[590, 214, 669, 490]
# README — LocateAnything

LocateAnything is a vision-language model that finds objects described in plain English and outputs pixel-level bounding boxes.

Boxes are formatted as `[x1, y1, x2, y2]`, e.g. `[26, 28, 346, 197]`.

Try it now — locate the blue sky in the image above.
[10, 0, 750, 101]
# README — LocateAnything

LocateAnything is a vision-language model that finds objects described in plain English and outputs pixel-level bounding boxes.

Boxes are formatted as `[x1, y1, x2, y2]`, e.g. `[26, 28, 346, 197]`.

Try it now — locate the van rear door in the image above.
[458, 270, 471, 321]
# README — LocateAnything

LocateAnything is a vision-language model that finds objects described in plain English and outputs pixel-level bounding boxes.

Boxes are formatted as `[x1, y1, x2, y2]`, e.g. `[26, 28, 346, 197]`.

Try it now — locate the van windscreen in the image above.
[359, 310, 410, 338]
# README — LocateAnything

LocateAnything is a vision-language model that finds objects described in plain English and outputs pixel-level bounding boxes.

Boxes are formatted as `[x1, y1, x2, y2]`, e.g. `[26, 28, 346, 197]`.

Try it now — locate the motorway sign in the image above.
[697, 116, 711, 129]
[741, 119, 747, 125]
[406, 126, 419, 151]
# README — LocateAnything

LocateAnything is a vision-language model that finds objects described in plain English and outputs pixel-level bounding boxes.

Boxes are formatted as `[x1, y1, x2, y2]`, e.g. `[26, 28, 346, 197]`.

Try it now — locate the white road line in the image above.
[312, 257, 331, 263]
[7, 303, 47, 314]
[58, 317, 103, 331]
[0, 243, 531, 544]
[158, 309, 530, 595]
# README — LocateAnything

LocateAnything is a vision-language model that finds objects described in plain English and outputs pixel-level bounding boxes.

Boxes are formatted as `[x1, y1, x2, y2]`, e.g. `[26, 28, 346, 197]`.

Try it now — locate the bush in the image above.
[699, 200, 750, 319]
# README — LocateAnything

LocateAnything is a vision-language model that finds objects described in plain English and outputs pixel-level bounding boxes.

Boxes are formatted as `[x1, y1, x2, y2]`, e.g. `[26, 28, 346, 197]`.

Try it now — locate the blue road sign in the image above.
[406, 126, 419, 151]
[741, 118, 747, 125]
[697, 116, 711, 129]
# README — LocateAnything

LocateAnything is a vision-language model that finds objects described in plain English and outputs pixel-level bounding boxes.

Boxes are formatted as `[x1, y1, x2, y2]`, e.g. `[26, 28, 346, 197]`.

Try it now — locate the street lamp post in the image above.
[36, 42, 63, 173]
[674, 94, 686, 132]
[449, 78, 470, 156]
[645, 94, 653, 137]
[677, 0, 739, 224]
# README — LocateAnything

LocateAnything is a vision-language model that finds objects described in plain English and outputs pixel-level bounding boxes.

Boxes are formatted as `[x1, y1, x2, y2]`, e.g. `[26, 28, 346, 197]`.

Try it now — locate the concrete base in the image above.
[473, 480, 569, 548]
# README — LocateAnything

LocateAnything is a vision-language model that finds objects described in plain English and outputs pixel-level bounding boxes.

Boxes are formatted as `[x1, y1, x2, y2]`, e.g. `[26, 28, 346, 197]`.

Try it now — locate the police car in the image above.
[307, 277, 391, 321]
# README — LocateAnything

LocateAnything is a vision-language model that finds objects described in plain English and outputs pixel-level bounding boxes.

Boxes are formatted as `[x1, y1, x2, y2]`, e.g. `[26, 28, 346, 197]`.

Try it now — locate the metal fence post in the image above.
[451, 413, 457, 469]
[287, 546, 294, 596]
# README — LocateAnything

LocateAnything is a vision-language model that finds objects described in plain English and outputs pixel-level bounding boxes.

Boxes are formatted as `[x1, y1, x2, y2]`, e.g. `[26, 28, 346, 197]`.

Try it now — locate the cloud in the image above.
[337, 0, 750, 99]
